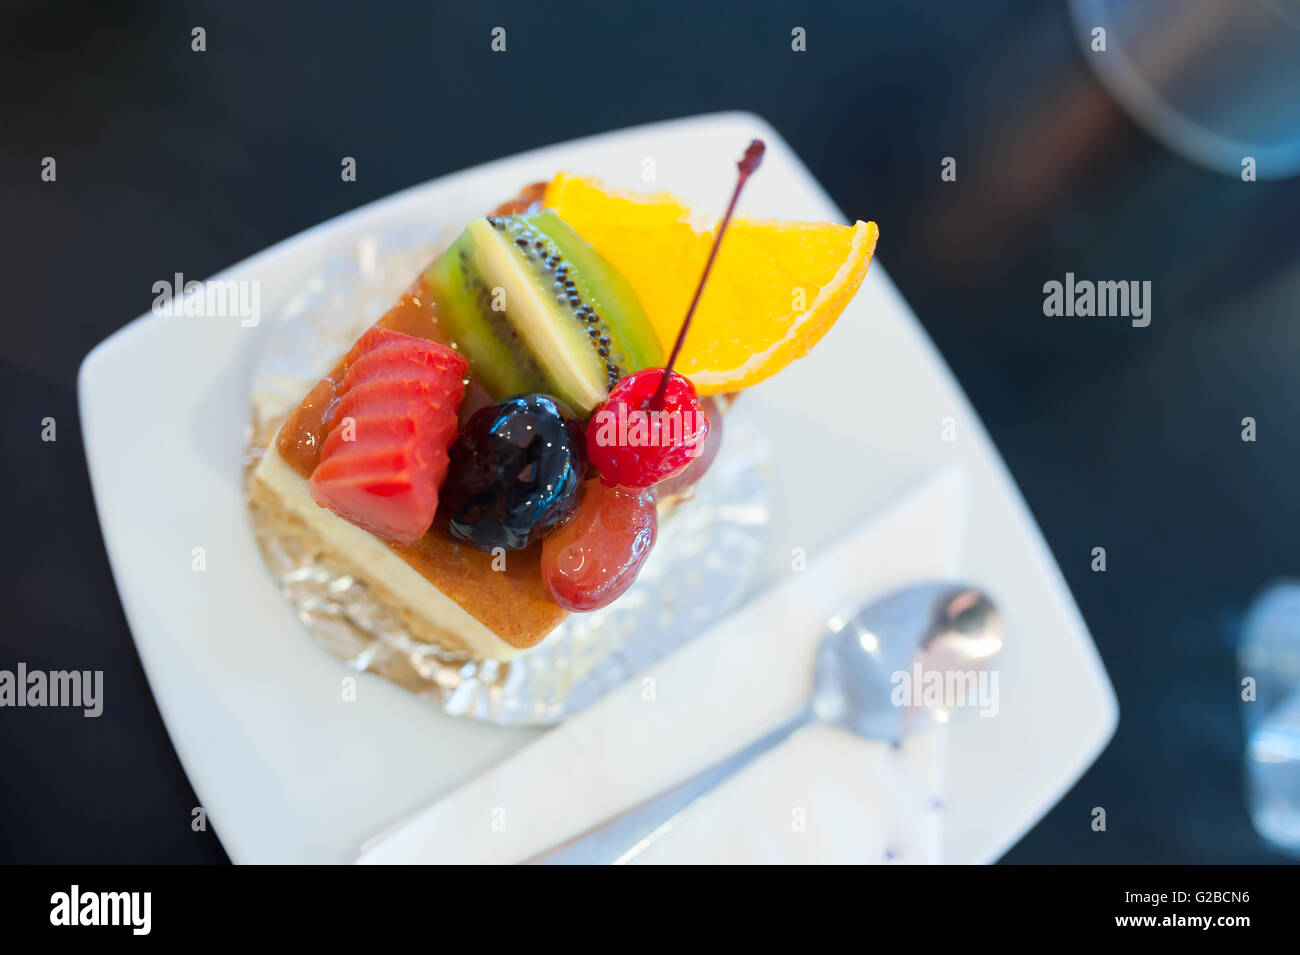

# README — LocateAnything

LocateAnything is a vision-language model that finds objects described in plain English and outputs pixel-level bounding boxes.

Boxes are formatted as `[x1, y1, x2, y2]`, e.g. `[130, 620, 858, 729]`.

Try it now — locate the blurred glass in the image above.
[1071, 0, 1300, 178]
[1239, 581, 1300, 856]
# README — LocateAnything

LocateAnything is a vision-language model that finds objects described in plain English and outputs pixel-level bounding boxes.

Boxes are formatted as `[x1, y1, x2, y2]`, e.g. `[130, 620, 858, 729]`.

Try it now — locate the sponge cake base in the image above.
[251, 437, 565, 661]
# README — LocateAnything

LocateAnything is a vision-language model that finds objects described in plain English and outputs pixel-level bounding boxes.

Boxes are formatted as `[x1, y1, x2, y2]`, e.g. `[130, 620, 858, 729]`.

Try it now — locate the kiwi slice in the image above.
[422, 211, 664, 417]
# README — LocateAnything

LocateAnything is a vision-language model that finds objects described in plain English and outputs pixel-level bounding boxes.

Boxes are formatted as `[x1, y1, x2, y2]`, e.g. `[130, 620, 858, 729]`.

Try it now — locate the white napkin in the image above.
[358, 469, 965, 864]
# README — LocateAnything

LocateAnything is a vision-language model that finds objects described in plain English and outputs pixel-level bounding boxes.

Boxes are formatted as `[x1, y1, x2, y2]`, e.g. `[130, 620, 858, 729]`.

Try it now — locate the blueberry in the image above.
[441, 394, 586, 551]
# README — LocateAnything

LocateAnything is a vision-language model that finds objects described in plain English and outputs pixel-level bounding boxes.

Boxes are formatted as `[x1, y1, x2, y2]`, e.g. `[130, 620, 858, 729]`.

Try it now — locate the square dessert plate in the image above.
[80, 112, 1117, 864]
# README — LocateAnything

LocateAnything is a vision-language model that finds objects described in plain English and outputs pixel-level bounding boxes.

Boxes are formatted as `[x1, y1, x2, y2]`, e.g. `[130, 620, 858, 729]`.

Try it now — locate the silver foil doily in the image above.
[245, 228, 773, 725]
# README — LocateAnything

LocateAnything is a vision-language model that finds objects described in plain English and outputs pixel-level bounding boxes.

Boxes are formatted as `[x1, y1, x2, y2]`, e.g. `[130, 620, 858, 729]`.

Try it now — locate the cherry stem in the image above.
[649, 139, 765, 411]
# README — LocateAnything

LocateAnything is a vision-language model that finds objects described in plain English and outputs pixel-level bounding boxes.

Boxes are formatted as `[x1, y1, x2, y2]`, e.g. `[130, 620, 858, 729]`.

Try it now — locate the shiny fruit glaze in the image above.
[441, 394, 586, 551]
[585, 368, 708, 488]
[541, 481, 657, 612]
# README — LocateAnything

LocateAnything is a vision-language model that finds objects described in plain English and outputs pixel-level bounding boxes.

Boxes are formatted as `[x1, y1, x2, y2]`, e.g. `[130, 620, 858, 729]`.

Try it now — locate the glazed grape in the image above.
[585, 368, 708, 489]
[541, 480, 657, 612]
[441, 394, 585, 551]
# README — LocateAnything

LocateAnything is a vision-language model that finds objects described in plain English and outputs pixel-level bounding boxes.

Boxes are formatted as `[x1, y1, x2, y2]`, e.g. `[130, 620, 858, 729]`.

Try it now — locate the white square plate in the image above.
[80, 112, 1117, 864]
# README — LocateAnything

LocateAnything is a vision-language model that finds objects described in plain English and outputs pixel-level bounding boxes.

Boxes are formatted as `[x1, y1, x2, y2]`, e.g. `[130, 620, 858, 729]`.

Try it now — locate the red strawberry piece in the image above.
[318, 407, 424, 464]
[342, 339, 468, 393]
[341, 326, 468, 378]
[332, 381, 457, 450]
[310, 450, 436, 543]
[312, 447, 428, 495]
[308, 326, 468, 545]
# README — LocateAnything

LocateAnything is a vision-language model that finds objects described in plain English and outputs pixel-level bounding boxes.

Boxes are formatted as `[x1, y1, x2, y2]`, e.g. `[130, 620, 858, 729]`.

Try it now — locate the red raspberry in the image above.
[585, 368, 709, 488]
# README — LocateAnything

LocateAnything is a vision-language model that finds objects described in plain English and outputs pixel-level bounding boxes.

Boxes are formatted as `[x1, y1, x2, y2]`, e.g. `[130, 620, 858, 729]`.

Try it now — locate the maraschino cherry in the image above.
[586, 140, 765, 489]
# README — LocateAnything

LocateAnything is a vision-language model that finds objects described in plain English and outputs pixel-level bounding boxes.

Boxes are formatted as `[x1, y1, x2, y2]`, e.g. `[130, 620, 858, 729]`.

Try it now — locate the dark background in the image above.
[1, 0, 1296, 864]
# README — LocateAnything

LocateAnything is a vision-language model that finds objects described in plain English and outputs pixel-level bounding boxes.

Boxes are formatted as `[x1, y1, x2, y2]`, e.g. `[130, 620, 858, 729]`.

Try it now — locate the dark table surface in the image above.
[2, 0, 1297, 864]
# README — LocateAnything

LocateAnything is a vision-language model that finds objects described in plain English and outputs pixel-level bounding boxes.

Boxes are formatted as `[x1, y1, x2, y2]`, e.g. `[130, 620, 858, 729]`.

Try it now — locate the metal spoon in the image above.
[527, 582, 1003, 865]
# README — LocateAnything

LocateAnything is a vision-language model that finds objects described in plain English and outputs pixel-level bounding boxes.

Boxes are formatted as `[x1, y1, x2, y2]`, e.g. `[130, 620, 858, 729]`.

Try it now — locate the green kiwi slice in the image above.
[422, 211, 664, 417]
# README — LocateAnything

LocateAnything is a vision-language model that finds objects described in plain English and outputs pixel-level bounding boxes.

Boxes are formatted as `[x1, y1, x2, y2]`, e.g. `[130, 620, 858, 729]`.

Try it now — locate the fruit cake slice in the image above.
[252, 153, 877, 664]
[251, 188, 670, 659]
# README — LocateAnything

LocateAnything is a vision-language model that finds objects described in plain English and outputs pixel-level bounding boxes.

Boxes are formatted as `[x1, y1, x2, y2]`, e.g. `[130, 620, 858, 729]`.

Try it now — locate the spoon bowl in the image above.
[815, 584, 1003, 740]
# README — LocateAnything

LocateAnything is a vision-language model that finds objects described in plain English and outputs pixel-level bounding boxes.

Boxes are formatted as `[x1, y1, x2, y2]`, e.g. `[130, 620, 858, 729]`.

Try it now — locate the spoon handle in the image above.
[526, 704, 815, 865]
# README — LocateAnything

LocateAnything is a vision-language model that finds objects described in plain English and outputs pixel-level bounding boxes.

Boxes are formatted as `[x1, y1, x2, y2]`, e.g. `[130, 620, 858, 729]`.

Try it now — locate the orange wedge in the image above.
[542, 173, 878, 395]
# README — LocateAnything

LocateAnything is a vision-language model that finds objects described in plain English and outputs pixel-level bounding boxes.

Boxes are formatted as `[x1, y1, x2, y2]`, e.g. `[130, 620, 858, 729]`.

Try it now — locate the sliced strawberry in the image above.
[342, 327, 468, 380]
[319, 405, 429, 463]
[310, 469, 435, 542]
[343, 340, 467, 393]
[339, 326, 416, 363]
[312, 445, 424, 487]
[334, 377, 455, 422]
[307, 326, 467, 545]
[333, 382, 457, 450]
